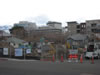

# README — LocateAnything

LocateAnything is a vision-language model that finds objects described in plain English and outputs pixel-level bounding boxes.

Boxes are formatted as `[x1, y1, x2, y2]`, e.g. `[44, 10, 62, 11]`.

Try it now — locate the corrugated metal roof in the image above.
[7, 37, 25, 44]
[68, 34, 87, 41]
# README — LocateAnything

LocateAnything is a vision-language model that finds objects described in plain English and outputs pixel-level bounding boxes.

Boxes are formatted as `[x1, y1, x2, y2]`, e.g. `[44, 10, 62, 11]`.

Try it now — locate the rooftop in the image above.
[47, 21, 62, 25]
[68, 34, 87, 41]
[86, 19, 100, 22]
[80, 23, 86, 25]
[67, 21, 78, 24]
[7, 37, 25, 44]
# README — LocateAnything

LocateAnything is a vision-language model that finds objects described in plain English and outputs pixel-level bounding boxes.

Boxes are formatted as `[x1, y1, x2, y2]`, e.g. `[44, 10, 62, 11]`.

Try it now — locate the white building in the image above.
[37, 21, 63, 34]
[14, 21, 37, 31]
[39, 26, 53, 30]
[46, 21, 62, 29]
[39, 21, 62, 30]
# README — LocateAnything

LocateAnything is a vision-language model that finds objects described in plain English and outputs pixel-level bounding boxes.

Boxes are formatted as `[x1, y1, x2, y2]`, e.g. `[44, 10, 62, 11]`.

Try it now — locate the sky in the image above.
[0, 0, 100, 27]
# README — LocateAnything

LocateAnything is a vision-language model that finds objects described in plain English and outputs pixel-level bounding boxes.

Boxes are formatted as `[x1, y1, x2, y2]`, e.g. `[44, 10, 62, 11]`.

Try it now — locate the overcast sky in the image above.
[0, 0, 100, 26]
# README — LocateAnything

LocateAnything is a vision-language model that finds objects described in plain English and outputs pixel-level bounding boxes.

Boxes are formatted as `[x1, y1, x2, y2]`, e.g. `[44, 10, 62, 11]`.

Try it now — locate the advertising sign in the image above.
[69, 50, 78, 54]
[15, 48, 23, 56]
[3, 48, 8, 55]
[26, 49, 31, 54]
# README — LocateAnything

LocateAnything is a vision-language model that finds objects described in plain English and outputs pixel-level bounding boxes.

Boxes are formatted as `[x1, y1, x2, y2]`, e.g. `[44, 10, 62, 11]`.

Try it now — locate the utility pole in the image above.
[24, 44, 26, 60]
[9, 42, 11, 58]
[56, 45, 58, 61]
[24, 48, 25, 60]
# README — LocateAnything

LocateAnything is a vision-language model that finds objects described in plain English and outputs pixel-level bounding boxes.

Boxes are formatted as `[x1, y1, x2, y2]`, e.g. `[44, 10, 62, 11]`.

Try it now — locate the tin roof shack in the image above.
[67, 34, 88, 48]
[6, 37, 25, 57]
[6, 37, 33, 58]
[7, 37, 25, 48]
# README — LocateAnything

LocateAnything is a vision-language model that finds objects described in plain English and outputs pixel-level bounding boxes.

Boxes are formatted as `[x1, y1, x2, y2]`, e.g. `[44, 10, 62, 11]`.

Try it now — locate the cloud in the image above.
[25, 15, 50, 26]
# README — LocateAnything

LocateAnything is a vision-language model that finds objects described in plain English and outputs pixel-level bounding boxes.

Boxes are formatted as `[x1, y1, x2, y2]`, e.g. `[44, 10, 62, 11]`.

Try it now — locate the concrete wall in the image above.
[67, 21, 78, 35]
[86, 19, 100, 34]
[47, 21, 62, 29]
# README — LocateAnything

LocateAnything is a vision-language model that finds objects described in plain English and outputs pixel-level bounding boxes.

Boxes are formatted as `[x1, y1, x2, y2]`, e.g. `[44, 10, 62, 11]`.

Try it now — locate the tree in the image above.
[9, 26, 27, 39]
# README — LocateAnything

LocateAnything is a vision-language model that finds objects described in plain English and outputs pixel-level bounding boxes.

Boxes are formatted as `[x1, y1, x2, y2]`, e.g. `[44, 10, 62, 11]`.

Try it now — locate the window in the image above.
[77, 25, 80, 29]
[82, 25, 84, 28]
[91, 23, 97, 27]
[84, 25, 86, 28]
[97, 29, 100, 33]
[91, 29, 96, 33]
